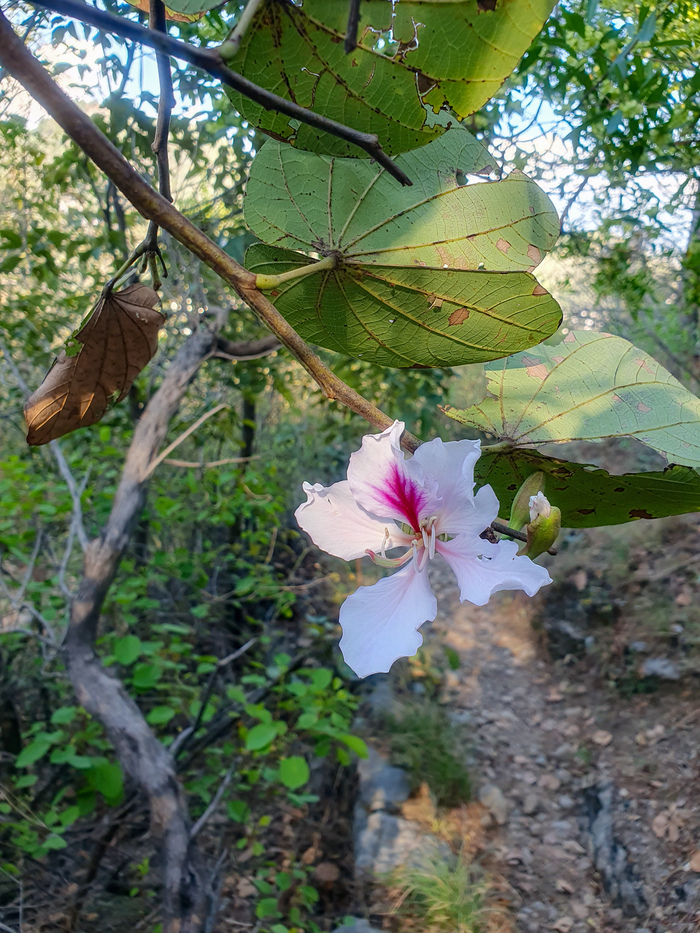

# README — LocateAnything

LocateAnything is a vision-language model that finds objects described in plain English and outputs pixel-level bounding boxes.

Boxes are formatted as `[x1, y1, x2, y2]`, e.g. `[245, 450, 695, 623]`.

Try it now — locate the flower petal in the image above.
[410, 436, 482, 503]
[347, 421, 436, 531]
[339, 564, 438, 678]
[438, 482, 500, 538]
[295, 480, 412, 560]
[437, 536, 552, 606]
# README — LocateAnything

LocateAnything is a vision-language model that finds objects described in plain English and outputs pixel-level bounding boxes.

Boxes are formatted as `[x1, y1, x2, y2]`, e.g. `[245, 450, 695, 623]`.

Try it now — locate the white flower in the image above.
[295, 421, 552, 678]
[529, 490, 551, 521]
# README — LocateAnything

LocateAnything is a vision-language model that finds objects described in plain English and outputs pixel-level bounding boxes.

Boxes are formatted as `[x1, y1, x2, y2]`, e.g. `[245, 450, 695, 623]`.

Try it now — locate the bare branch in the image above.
[163, 456, 256, 468]
[213, 335, 281, 361]
[0, 18, 422, 453]
[61, 329, 217, 932]
[145, 402, 229, 478]
[189, 761, 236, 840]
[344, 0, 361, 54]
[26, 0, 412, 186]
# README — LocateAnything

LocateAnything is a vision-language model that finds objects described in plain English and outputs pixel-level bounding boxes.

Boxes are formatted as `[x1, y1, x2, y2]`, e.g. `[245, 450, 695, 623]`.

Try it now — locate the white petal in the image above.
[339, 564, 438, 678]
[295, 480, 412, 561]
[347, 421, 436, 530]
[437, 536, 552, 606]
[410, 435, 482, 502]
[438, 482, 500, 538]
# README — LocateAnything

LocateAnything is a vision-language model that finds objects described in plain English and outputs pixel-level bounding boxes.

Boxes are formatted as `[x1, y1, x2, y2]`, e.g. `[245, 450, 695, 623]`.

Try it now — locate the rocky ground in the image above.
[349, 520, 700, 933]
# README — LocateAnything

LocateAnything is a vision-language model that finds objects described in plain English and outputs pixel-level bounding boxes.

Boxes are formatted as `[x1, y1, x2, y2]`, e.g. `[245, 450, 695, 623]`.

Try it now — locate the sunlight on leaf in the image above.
[221, 0, 556, 157]
[24, 284, 164, 446]
[244, 131, 561, 367]
[445, 330, 700, 467]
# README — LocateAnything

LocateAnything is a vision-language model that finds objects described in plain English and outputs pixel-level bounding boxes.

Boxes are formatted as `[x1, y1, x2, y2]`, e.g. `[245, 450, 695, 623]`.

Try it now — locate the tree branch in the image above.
[344, 0, 361, 54]
[63, 328, 217, 933]
[0, 14, 421, 454]
[213, 335, 280, 361]
[26, 0, 412, 186]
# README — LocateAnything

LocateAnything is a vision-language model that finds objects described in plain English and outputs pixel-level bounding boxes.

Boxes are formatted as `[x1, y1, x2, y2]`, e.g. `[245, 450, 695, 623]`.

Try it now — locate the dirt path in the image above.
[428, 559, 700, 933]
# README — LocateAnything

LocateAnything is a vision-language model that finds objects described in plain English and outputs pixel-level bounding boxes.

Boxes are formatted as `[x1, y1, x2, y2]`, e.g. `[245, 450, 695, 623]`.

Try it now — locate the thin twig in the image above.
[0, 627, 55, 648]
[190, 761, 236, 839]
[25, 0, 412, 186]
[179, 637, 258, 759]
[163, 456, 256, 468]
[145, 403, 229, 478]
[344, 0, 361, 54]
[491, 519, 558, 556]
[0, 21, 422, 453]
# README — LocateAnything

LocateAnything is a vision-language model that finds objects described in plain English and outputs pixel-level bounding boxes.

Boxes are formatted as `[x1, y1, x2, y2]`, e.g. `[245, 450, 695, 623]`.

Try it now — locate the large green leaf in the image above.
[243, 132, 561, 367]
[392, 0, 558, 118]
[245, 132, 558, 273]
[246, 243, 562, 367]
[445, 330, 700, 468]
[221, 0, 556, 157]
[475, 448, 700, 528]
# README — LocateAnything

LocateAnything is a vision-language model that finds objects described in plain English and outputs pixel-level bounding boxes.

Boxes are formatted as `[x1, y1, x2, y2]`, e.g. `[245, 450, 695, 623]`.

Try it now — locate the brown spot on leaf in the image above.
[630, 508, 653, 520]
[521, 355, 548, 381]
[553, 356, 564, 364]
[477, 0, 497, 9]
[527, 244, 542, 264]
[416, 71, 436, 95]
[448, 307, 470, 325]
[637, 401, 652, 413]
[496, 237, 511, 254]
[614, 487, 625, 492]
[577, 508, 595, 515]
[564, 332, 576, 343]
[532, 284, 548, 296]
[635, 357, 654, 375]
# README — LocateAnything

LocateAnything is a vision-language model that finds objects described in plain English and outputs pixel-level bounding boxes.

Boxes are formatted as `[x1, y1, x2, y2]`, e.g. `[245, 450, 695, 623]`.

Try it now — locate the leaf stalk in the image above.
[255, 254, 338, 291]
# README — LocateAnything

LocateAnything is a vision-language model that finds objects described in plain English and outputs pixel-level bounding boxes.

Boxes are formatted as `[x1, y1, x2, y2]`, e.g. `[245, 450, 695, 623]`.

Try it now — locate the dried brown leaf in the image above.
[24, 284, 164, 445]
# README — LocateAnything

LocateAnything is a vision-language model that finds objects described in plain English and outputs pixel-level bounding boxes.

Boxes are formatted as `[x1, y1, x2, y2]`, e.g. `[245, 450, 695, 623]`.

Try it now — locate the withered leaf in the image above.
[24, 284, 164, 445]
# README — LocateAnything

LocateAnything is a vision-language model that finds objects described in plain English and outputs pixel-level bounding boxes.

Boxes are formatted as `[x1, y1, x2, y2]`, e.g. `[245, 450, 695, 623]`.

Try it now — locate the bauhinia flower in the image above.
[294, 421, 552, 678]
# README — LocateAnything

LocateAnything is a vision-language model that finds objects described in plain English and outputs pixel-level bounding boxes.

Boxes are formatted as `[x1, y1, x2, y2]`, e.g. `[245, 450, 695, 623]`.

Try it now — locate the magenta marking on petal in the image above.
[372, 462, 426, 531]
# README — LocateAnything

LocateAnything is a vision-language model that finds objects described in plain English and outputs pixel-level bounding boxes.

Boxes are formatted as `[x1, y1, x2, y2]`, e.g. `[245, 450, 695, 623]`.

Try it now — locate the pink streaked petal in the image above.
[338, 564, 438, 678]
[347, 421, 435, 530]
[295, 480, 413, 561]
[410, 436, 482, 504]
[437, 483, 500, 538]
[438, 536, 552, 606]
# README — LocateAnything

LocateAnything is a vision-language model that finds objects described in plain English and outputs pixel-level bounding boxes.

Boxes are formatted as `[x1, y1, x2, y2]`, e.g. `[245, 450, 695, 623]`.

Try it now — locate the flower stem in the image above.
[255, 255, 338, 291]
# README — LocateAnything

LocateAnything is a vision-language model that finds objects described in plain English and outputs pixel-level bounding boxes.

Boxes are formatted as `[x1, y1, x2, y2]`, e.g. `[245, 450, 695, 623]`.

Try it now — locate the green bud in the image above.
[508, 472, 546, 532]
[519, 504, 561, 559]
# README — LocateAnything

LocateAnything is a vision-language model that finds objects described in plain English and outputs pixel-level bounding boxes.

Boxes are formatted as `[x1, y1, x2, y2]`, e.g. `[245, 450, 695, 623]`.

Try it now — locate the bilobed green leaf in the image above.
[221, 0, 442, 158]
[446, 330, 700, 467]
[244, 132, 561, 367]
[391, 0, 558, 118]
[221, 0, 555, 157]
[476, 447, 700, 528]
[247, 244, 560, 368]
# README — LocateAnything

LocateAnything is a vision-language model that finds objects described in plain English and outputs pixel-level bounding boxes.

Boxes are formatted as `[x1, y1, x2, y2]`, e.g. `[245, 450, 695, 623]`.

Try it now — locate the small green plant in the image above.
[391, 857, 488, 933]
[381, 701, 471, 807]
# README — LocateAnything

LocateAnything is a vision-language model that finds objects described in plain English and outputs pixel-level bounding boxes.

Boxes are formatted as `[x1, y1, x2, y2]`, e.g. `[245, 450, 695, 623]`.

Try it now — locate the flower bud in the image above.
[529, 490, 551, 522]
[520, 502, 561, 559]
[509, 472, 546, 531]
